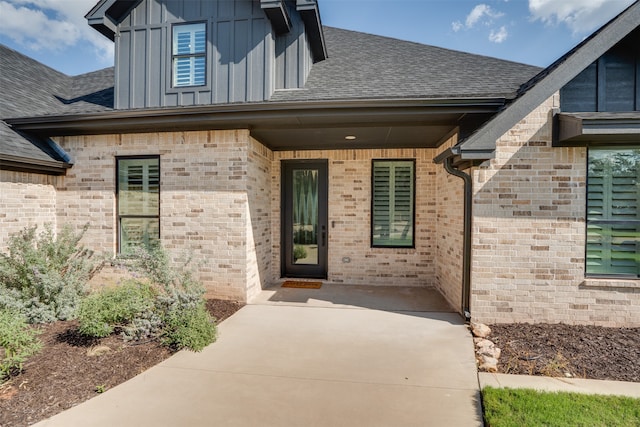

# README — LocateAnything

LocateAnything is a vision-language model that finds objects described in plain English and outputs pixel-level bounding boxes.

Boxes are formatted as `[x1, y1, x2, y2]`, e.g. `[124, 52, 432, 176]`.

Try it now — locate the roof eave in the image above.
[0, 154, 72, 176]
[5, 98, 507, 136]
[86, 0, 140, 40]
[261, 0, 292, 35]
[296, 0, 327, 62]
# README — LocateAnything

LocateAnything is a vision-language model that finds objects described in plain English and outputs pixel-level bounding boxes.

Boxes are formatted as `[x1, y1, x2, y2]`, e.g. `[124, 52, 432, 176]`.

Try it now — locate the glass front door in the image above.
[282, 160, 328, 278]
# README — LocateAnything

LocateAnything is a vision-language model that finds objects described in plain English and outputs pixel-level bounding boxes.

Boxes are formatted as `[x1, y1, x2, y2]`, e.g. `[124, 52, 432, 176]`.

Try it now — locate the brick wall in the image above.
[56, 130, 256, 301]
[0, 170, 58, 251]
[272, 149, 438, 287]
[434, 135, 464, 314]
[470, 94, 640, 327]
[246, 137, 273, 300]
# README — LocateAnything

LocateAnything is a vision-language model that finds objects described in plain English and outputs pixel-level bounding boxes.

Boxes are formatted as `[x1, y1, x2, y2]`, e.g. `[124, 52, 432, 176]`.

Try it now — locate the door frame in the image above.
[281, 159, 329, 279]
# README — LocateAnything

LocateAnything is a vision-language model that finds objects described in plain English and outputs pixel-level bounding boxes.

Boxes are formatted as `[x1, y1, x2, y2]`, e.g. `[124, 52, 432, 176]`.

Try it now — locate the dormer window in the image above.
[172, 23, 206, 87]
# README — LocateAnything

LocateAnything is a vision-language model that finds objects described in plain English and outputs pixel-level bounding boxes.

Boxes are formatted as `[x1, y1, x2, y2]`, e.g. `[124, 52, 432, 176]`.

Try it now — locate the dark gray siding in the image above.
[114, 0, 312, 109]
[561, 28, 640, 113]
[275, 1, 312, 89]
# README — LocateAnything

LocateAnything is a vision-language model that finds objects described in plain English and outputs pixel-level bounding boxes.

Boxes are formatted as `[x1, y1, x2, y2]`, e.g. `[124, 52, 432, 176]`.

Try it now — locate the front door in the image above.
[281, 160, 328, 278]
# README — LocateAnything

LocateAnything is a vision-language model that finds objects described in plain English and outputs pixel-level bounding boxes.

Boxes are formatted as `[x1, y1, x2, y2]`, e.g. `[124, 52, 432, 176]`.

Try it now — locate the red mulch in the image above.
[0, 299, 244, 427]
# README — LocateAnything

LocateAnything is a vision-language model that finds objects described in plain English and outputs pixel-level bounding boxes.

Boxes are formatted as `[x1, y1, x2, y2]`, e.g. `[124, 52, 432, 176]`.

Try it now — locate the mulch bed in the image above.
[0, 299, 244, 427]
[488, 323, 640, 383]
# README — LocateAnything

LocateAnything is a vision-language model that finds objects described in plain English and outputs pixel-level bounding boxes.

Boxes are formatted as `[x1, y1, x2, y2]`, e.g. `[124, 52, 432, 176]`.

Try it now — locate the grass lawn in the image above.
[482, 387, 640, 427]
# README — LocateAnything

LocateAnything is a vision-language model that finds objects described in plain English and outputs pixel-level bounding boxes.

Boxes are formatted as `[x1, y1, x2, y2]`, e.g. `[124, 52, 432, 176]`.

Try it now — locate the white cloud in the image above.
[465, 4, 504, 28]
[489, 26, 508, 43]
[529, 0, 635, 35]
[451, 3, 508, 43]
[0, 0, 113, 68]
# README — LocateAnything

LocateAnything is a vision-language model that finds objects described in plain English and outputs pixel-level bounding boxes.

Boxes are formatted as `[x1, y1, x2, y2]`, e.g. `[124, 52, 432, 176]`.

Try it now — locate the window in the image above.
[371, 159, 415, 248]
[117, 157, 160, 254]
[172, 23, 206, 87]
[586, 148, 640, 277]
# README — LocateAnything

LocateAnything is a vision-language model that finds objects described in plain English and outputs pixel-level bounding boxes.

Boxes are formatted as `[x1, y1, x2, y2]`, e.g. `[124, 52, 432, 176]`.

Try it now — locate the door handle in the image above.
[321, 226, 326, 247]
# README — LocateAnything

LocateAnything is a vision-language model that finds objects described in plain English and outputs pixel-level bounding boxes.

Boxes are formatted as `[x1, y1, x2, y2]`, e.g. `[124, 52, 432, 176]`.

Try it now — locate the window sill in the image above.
[580, 278, 640, 290]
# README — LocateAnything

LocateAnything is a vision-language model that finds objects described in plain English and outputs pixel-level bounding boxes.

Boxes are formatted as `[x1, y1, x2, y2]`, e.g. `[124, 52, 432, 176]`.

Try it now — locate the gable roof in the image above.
[455, 0, 640, 161]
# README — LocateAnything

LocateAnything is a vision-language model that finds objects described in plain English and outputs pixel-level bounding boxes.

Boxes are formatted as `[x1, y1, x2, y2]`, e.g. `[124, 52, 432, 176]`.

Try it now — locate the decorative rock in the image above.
[475, 339, 493, 349]
[478, 355, 498, 373]
[476, 339, 501, 359]
[470, 322, 491, 338]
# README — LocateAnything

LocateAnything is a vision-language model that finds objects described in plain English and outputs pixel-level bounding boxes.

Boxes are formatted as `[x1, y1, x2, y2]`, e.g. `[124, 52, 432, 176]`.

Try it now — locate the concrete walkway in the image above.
[34, 285, 483, 427]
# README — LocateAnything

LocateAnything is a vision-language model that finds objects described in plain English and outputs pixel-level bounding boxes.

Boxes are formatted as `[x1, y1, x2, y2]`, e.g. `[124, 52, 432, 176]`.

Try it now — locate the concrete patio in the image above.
[35, 285, 482, 427]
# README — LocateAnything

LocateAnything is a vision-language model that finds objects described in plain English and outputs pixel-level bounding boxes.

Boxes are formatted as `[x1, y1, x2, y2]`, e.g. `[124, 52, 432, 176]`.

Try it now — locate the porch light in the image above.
[345, 135, 357, 140]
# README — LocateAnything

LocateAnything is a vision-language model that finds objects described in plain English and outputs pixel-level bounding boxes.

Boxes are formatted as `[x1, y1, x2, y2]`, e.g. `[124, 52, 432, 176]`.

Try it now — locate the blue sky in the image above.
[0, 0, 635, 76]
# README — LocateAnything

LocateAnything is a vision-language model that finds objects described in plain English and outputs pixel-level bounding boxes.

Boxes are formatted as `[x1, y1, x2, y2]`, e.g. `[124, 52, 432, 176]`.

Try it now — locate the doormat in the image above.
[281, 281, 322, 289]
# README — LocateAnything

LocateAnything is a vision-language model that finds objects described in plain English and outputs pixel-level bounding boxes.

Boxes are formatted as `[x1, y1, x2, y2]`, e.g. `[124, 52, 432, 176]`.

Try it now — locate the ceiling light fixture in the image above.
[345, 135, 357, 140]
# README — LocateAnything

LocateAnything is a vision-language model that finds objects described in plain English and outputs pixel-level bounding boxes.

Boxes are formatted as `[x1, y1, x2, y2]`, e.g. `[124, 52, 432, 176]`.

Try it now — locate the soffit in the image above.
[555, 112, 640, 146]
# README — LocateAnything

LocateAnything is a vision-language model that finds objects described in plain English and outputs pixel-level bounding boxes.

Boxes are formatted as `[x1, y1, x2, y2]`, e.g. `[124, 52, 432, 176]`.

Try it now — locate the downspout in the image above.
[442, 155, 472, 322]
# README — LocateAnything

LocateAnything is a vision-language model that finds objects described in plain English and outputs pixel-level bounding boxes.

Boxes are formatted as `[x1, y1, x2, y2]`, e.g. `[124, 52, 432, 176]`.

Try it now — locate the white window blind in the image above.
[372, 160, 415, 247]
[586, 148, 640, 277]
[172, 23, 206, 87]
[117, 158, 160, 254]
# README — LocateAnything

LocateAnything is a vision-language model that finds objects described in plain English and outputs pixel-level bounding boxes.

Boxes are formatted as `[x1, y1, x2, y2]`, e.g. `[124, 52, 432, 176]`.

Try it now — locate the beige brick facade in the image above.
[272, 149, 439, 287]
[0, 171, 58, 251]
[434, 135, 465, 313]
[470, 94, 640, 327]
[3, 111, 638, 325]
[54, 130, 258, 301]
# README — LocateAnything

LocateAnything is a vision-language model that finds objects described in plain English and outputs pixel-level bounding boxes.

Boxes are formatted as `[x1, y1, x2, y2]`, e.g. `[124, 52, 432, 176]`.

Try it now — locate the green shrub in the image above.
[0, 308, 42, 382]
[162, 303, 217, 351]
[0, 224, 101, 323]
[78, 281, 156, 338]
[80, 247, 217, 351]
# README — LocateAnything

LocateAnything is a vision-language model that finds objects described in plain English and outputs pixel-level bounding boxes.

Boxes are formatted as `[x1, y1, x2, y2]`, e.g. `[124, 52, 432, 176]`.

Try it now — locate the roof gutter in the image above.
[435, 147, 472, 321]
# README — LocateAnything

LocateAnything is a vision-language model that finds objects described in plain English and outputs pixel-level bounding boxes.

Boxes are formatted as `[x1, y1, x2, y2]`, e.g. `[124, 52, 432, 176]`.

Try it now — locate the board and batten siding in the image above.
[561, 28, 640, 112]
[115, 0, 313, 109]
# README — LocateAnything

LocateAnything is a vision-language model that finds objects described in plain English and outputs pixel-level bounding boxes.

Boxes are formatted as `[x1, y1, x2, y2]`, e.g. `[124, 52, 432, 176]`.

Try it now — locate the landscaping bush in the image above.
[80, 246, 217, 351]
[0, 308, 42, 383]
[78, 281, 156, 338]
[162, 303, 217, 351]
[131, 247, 217, 350]
[0, 224, 101, 323]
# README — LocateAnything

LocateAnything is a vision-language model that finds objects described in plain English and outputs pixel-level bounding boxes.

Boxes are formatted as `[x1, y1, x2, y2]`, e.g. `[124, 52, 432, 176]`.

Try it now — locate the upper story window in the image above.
[172, 23, 206, 88]
[371, 159, 415, 248]
[586, 147, 640, 278]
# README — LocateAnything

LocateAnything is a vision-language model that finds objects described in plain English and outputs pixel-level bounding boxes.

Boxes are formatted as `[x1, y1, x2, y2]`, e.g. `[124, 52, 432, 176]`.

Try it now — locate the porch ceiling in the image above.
[253, 124, 457, 150]
[252, 112, 467, 150]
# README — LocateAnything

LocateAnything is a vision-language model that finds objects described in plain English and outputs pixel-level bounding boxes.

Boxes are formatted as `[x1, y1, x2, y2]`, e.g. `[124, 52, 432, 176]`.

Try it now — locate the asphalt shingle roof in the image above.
[0, 45, 114, 166]
[271, 27, 541, 102]
[1, 25, 541, 166]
